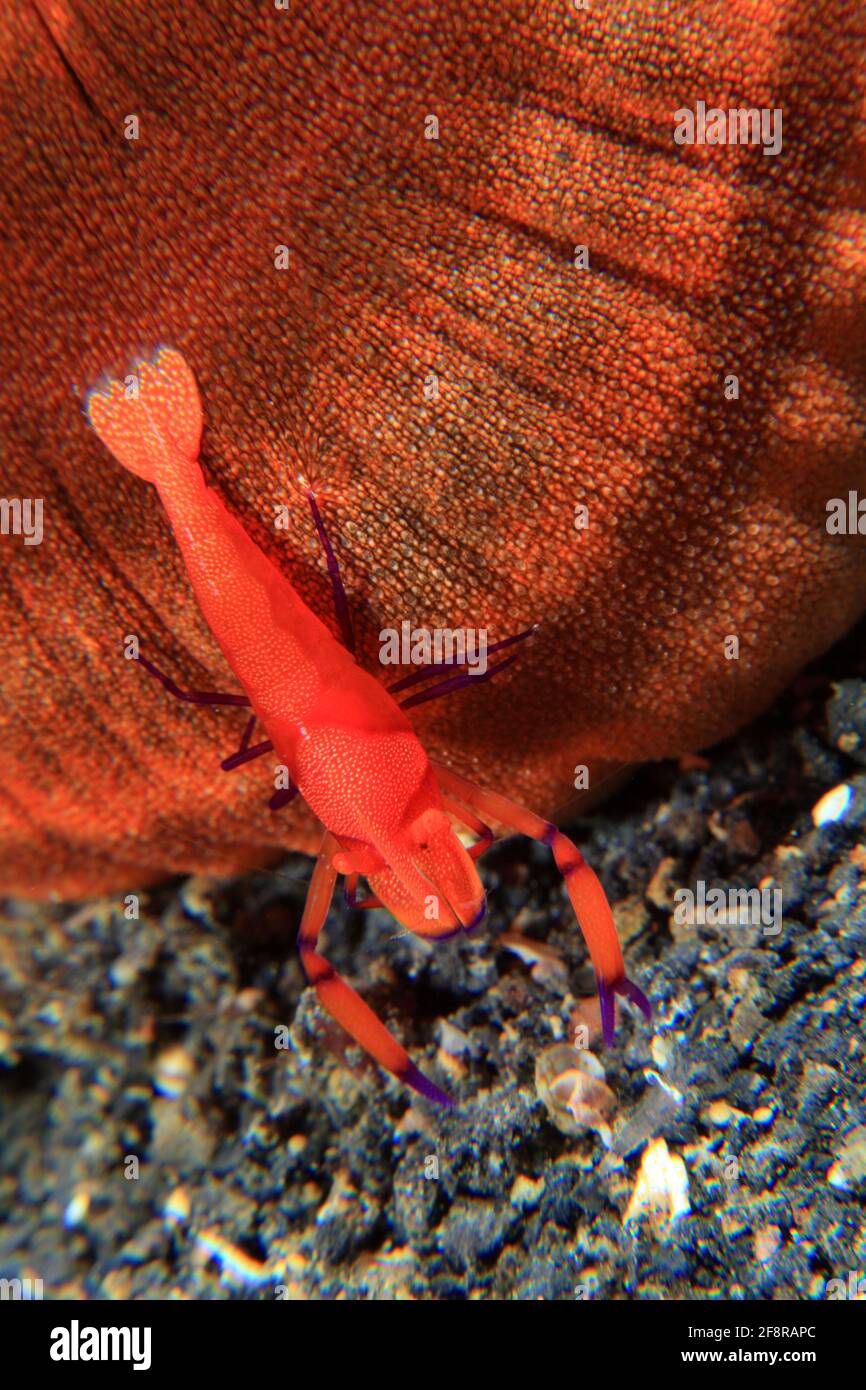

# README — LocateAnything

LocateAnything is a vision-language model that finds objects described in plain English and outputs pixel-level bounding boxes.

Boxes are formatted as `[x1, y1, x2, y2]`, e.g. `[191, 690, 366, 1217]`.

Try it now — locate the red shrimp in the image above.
[86, 346, 650, 1107]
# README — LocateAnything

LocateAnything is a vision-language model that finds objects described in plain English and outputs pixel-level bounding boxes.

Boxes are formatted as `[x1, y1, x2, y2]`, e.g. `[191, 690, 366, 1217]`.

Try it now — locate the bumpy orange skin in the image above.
[1, 1, 865, 897]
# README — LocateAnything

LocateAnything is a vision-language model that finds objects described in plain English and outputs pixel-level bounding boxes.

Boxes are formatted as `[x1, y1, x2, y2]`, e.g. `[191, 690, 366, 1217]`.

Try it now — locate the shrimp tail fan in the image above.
[86, 346, 202, 484]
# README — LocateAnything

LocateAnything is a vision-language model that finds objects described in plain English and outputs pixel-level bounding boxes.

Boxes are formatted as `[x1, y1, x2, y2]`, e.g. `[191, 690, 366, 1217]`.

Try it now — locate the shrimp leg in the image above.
[220, 719, 275, 772]
[134, 652, 251, 706]
[139, 662, 292, 804]
[299, 832, 453, 1107]
[134, 649, 269, 771]
[432, 763, 651, 1045]
[399, 654, 521, 710]
[269, 784, 299, 812]
[305, 490, 355, 656]
[388, 624, 538, 706]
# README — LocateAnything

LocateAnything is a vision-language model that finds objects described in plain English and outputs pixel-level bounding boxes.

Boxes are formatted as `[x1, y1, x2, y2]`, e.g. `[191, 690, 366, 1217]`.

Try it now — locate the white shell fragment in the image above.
[827, 1125, 866, 1191]
[624, 1137, 690, 1228]
[811, 783, 853, 828]
[194, 1228, 272, 1287]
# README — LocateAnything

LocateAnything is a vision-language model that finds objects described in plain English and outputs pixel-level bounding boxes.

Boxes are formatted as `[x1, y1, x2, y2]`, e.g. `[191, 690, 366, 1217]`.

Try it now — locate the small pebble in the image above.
[753, 1225, 782, 1264]
[154, 1044, 195, 1099]
[163, 1187, 191, 1226]
[509, 1175, 545, 1210]
[63, 1190, 90, 1229]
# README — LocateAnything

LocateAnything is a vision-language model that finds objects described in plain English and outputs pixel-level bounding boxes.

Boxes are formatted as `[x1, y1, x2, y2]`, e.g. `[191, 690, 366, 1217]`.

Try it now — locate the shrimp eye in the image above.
[408, 808, 450, 849]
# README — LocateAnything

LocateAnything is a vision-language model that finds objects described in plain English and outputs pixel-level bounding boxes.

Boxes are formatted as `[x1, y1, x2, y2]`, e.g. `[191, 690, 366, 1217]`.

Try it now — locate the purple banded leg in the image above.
[596, 975, 616, 1048]
[306, 490, 356, 656]
[596, 975, 651, 1047]
[433, 761, 652, 1047]
[299, 831, 453, 1107]
[134, 653, 251, 707]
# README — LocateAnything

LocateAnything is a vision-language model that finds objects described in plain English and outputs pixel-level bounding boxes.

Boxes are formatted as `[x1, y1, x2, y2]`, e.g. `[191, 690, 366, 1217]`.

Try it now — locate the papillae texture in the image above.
[1, 1, 864, 897]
